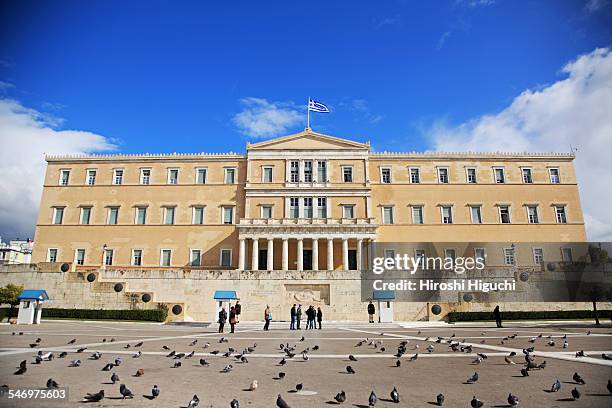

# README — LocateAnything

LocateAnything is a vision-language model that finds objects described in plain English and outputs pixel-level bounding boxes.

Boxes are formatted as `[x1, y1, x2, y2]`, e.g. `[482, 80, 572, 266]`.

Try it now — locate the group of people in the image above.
[289, 304, 322, 330]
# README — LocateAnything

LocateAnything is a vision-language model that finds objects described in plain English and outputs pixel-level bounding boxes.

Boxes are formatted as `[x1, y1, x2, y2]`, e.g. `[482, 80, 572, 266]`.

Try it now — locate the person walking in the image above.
[218, 307, 227, 333]
[290, 304, 297, 330]
[367, 300, 375, 323]
[296, 304, 302, 330]
[263, 305, 271, 331]
[316, 307, 323, 330]
[229, 306, 237, 333]
[234, 300, 242, 318]
[308, 306, 315, 330]
[305, 306, 311, 330]
[493, 305, 503, 328]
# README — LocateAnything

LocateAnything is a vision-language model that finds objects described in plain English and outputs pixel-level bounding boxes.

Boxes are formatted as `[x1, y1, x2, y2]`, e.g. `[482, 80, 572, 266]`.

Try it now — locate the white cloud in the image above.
[232, 97, 303, 138]
[584, 0, 611, 13]
[0, 99, 116, 240]
[0, 81, 14, 91]
[427, 48, 612, 241]
[437, 31, 453, 51]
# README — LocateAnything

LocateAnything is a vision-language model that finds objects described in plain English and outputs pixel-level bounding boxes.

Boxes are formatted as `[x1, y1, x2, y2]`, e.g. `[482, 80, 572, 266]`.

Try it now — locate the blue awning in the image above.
[373, 290, 395, 301]
[18, 289, 49, 301]
[214, 290, 238, 300]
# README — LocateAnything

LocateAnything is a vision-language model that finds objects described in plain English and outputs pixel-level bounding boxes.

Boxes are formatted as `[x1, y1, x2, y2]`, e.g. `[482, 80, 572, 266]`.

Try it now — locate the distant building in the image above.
[0, 238, 33, 265]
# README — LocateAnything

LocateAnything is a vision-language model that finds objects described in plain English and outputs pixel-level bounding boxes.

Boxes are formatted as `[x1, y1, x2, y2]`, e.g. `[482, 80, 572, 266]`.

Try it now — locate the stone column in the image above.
[297, 238, 304, 272]
[267, 238, 274, 271]
[238, 238, 246, 270]
[327, 238, 334, 271]
[312, 238, 319, 271]
[357, 238, 363, 271]
[342, 238, 349, 271]
[282, 238, 289, 271]
[251, 238, 259, 271]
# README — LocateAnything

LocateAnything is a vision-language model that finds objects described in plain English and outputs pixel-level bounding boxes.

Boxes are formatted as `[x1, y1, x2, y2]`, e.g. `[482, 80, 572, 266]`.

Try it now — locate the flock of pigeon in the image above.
[6, 328, 612, 407]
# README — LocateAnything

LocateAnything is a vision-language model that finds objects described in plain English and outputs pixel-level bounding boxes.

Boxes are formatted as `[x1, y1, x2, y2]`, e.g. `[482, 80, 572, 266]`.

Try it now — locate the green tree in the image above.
[0, 284, 24, 319]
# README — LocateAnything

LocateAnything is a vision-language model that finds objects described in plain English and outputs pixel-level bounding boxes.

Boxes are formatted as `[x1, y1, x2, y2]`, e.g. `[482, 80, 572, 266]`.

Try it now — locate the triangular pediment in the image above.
[247, 129, 370, 151]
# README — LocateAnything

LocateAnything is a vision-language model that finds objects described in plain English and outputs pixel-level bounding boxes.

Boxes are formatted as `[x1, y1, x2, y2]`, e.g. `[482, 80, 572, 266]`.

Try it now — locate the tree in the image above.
[0, 284, 24, 318]
[587, 245, 611, 326]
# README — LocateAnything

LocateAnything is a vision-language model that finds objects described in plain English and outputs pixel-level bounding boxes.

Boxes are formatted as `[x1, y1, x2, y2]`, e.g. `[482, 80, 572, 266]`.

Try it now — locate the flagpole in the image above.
[307, 96, 310, 129]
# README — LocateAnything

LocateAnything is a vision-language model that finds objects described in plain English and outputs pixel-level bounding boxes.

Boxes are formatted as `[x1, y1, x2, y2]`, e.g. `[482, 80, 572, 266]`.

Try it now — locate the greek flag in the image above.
[308, 98, 330, 113]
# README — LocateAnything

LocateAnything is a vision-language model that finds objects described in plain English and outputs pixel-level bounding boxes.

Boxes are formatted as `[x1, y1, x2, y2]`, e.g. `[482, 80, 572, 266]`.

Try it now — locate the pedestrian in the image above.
[290, 304, 297, 330]
[264, 305, 271, 331]
[296, 304, 302, 330]
[493, 305, 503, 328]
[218, 307, 227, 333]
[305, 306, 311, 330]
[229, 306, 236, 333]
[317, 307, 323, 330]
[308, 306, 315, 330]
[235, 300, 241, 317]
[367, 300, 375, 323]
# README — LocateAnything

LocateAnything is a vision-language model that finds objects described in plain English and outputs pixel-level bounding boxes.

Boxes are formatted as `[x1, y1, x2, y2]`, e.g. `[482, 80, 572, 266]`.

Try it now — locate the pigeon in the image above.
[241, 356, 248, 363]
[427, 344, 435, 353]
[390, 386, 400, 403]
[111, 372, 120, 384]
[76, 347, 87, 353]
[58, 352, 68, 358]
[250, 380, 258, 391]
[276, 394, 290, 408]
[279, 358, 287, 365]
[602, 353, 612, 360]
[349, 354, 358, 361]
[551, 379, 561, 392]
[186, 351, 195, 359]
[187, 394, 200, 408]
[133, 351, 142, 358]
[410, 353, 419, 361]
[167, 350, 176, 357]
[470, 396, 484, 408]
[173, 361, 182, 368]
[436, 393, 445, 406]
[102, 362, 114, 371]
[302, 353, 309, 361]
[35, 337, 42, 342]
[230, 399, 239, 408]
[189, 339, 198, 346]
[119, 384, 134, 399]
[505, 356, 516, 365]
[571, 387, 581, 400]
[395, 360, 401, 367]
[69, 359, 81, 367]
[83, 390, 104, 402]
[34, 355, 43, 364]
[221, 364, 233, 373]
[334, 390, 346, 403]
[176, 352, 187, 359]
[368, 390, 377, 407]
[135, 368, 145, 377]
[151, 385, 160, 398]
[162, 345, 170, 350]
[46, 378, 59, 388]
[295, 383, 303, 392]
[278, 372, 286, 379]
[90, 352, 102, 360]
[68, 338, 76, 344]
[563, 341, 568, 349]
[573, 372, 585, 384]
[40, 352, 53, 360]
[299, 336, 305, 342]
[134, 341, 143, 347]
[537, 360, 547, 369]
[114, 358, 123, 366]
[346, 365, 355, 374]
[507, 393, 519, 406]
[199, 358, 209, 366]
[124, 344, 131, 349]
[575, 350, 587, 358]
[312, 345, 319, 351]
[467, 372, 479, 384]
[520, 368, 529, 377]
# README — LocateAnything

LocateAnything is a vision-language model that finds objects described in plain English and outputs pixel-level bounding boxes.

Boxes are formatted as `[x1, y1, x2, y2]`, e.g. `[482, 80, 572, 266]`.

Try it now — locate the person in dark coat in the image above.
[229, 306, 236, 333]
[290, 304, 297, 330]
[296, 304, 302, 330]
[218, 307, 227, 333]
[367, 301, 375, 323]
[316, 307, 323, 330]
[234, 301, 241, 316]
[493, 305, 503, 328]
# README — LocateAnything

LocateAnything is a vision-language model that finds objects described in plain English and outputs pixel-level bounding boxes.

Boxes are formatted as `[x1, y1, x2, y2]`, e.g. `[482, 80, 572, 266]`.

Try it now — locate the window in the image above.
[224, 168, 236, 184]
[522, 168, 533, 184]
[561, 247, 573, 262]
[192, 206, 205, 224]
[86, 169, 96, 185]
[290, 161, 299, 182]
[135, 207, 147, 225]
[107, 207, 119, 225]
[222, 207, 234, 224]
[317, 197, 327, 218]
[494, 167, 505, 184]
[499, 205, 511, 224]
[140, 169, 151, 185]
[261, 205, 273, 219]
[59, 169, 70, 186]
[470, 206, 482, 224]
[549, 168, 560, 184]
[504, 248, 515, 265]
[195, 168, 207, 184]
[303, 197, 313, 218]
[132, 249, 142, 266]
[190, 249, 201, 267]
[527, 205, 539, 224]
[262, 167, 273, 183]
[104, 249, 114, 266]
[164, 207, 176, 225]
[441, 206, 453, 224]
[412, 206, 424, 224]
[533, 248, 544, 265]
[220, 249, 232, 267]
[409, 168, 420, 184]
[342, 166, 353, 182]
[437, 168, 449, 184]
[383, 249, 396, 260]
[167, 169, 179, 185]
[466, 168, 477, 184]
[474, 248, 486, 265]
[382, 206, 394, 224]
[113, 169, 124, 185]
[343, 205, 355, 219]
[444, 249, 457, 265]
[52, 207, 64, 224]
[80, 207, 92, 225]
[47, 248, 58, 262]
[160, 249, 172, 266]
[380, 167, 391, 184]
[555, 205, 567, 223]
[415, 249, 426, 261]
[317, 161, 327, 182]
[289, 197, 299, 218]
[304, 161, 313, 182]
[75, 249, 85, 265]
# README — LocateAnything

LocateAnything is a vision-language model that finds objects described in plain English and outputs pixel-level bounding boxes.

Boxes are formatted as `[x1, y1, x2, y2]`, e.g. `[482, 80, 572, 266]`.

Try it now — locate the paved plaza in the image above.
[0, 320, 611, 407]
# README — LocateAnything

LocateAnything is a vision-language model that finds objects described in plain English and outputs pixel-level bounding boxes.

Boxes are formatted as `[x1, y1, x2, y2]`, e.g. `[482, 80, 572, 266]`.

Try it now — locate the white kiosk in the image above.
[17, 290, 49, 325]
[373, 290, 395, 323]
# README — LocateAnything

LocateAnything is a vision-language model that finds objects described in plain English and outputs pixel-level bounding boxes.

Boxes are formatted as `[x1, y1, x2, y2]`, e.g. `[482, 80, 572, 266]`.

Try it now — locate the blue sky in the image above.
[1, 0, 612, 241]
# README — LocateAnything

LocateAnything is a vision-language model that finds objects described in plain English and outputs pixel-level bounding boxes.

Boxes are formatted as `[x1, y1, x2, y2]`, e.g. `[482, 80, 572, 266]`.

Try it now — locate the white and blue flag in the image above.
[308, 98, 330, 113]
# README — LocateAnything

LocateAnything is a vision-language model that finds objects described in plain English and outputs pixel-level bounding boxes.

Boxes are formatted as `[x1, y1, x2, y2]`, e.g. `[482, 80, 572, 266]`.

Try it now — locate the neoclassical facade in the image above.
[32, 129, 586, 271]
